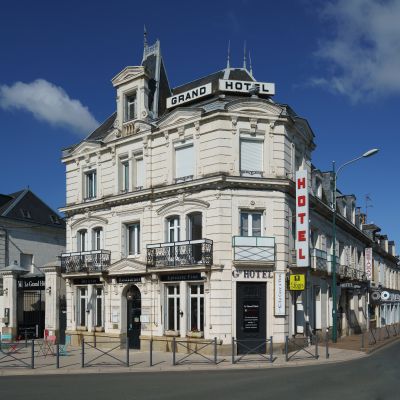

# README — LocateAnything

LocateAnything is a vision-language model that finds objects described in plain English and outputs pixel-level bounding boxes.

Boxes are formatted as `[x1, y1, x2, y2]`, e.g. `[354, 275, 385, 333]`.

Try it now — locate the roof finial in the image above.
[226, 40, 231, 69]
[144, 25, 148, 49]
[243, 40, 247, 69]
[249, 51, 253, 77]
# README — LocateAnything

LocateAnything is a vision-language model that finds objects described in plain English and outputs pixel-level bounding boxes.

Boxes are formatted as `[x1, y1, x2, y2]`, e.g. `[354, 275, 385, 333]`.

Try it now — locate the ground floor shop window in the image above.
[166, 285, 180, 332]
[78, 287, 88, 328]
[189, 284, 204, 332]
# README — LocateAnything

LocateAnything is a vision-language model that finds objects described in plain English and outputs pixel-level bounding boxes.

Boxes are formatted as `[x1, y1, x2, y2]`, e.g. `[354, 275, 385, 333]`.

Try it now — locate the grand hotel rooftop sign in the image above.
[166, 79, 275, 109]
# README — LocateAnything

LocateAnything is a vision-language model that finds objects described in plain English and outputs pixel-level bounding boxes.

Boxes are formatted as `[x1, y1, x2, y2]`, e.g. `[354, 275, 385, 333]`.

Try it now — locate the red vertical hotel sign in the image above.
[295, 170, 309, 267]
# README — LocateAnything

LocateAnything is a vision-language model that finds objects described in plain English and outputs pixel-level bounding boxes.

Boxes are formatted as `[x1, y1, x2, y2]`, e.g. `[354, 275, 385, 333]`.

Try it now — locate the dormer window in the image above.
[125, 92, 137, 121]
[20, 209, 32, 219]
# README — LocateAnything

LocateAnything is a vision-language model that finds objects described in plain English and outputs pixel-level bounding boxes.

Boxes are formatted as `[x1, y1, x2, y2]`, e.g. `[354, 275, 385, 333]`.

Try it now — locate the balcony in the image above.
[311, 249, 328, 273]
[61, 250, 111, 274]
[232, 236, 275, 263]
[339, 264, 366, 281]
[146, 239, 213, 269]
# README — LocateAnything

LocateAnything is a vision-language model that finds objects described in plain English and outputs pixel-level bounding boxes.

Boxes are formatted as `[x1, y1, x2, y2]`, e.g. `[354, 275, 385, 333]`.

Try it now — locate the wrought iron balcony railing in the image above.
[311, 248, 328, 272]
[147, 239, 213, 268]
[232, 236, 275, 262]
[61, 250, 111, 273]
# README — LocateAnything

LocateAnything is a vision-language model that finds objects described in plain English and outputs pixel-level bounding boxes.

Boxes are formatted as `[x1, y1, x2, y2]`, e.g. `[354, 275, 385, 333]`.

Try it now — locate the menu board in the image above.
[243, 301, 260, 332]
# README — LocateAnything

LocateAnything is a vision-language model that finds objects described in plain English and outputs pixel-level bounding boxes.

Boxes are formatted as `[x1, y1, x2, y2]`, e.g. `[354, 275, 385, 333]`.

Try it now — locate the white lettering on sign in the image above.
[295, 169, 309, 267]
[166, 83, 212, 109]
[232, 269, 273, 280]
[219, 79, 275, 95]
[365, 248, 373, 281]
[274, 272, 286, 316]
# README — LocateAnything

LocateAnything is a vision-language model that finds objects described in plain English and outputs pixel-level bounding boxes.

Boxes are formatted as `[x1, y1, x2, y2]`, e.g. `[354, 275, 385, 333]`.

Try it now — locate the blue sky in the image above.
[0, 0, 399, 245]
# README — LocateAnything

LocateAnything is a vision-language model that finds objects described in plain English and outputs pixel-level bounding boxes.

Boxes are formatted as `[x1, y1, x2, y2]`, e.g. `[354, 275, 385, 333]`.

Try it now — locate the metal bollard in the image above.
[315, 334, 319, 359]
[31, 340, 35, 369]
[269, 336, 273, 362]
[81, 338, 85, 368]
[172, 337, 176, 366]
[325, 330, 329, 359]
[150, 338, 153, 367]
[56, 343, 60, 368]
[285, 336, 289, 362]
[25, 330, 28, 348]
[214, 337, 217, 365]
[126, 337, 130, 367]
[231, 337, 235, 364]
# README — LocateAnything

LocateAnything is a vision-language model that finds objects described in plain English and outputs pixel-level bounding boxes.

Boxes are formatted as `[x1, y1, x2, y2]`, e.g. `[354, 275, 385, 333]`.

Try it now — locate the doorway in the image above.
[236, 282, 266, 354]
[126, 285, 141, 349]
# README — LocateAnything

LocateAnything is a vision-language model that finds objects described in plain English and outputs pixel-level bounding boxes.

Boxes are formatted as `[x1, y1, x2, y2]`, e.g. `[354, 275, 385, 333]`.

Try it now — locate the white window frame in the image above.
[188, 284, 204, 333]
[126, 222, 140, 256]
[94, 287, 104, 328]
[125, 91, 137, 121]
[165, 284, 180, 332]
[77, 229, 88, 252]
[121, 158, 130, 193]
[77, 287, 88, 328]
[239, 211, 263, 237]
[174, 142, 194, 183]
[240, 137, 264, 177]
[92, 227, 103, 250]
[166, 216, 180, 242]
[84, 170, 97, 200]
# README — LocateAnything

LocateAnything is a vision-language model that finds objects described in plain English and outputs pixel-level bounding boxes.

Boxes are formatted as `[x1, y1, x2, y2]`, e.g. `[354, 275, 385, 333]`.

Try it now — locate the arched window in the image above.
[166, 215, 180, 242]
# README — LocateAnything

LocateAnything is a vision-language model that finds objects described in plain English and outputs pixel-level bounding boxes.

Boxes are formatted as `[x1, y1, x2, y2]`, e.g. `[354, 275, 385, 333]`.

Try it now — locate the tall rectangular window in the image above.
[166, 285, 180, 331]
[189, 284, 204, 332]
[92, 228, 103, 250]
[167, 216, 180, 242]
[125, 92, 137, 121]
[78, 287, 88, 327]
[77, 230, 87, 252]
[127, 223, 140, 256]
[95, 287, 103, 327]
[85, 170, 97, 199]
[135, 156, 144, 189]
[240, 211, 262, 236]
[240, 139, 263, 177]
[121, 160, 130, 192]
[175, 144, 194, 182]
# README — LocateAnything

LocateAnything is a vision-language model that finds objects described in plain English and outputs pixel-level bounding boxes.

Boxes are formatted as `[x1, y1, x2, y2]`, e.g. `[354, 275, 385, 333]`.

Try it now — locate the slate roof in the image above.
[0, 189, 65, 229]
[85, 112, 116, 142]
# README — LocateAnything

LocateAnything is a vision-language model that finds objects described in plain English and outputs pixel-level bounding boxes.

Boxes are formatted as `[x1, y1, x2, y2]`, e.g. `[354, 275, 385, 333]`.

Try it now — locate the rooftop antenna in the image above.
[226, 40, 231, 69]
[243, 40, 247, 69]
[249, 51, 253, 77]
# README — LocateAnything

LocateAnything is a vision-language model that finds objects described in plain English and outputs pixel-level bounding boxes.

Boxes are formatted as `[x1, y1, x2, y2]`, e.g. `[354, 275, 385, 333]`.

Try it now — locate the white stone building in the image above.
[59, 38, 399, 352]
[0, 189, 65, 340]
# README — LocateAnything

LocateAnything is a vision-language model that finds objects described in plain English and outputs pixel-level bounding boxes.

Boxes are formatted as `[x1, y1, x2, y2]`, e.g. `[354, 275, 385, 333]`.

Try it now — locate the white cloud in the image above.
[313, 0, 400, 102]
[0, 79, 99, 135]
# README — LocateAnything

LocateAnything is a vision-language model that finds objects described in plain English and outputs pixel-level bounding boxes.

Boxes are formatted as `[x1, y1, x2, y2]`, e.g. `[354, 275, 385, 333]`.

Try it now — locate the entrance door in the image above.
[295, 291, 305, 334]
[126, 286, 141, 349]
[17, 290, 45, 339]
[236, 282, 266, 354]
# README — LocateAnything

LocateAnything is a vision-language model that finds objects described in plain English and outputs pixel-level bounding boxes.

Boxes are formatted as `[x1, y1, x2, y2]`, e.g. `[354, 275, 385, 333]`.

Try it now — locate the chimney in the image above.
[389, 240, 396, 256]
[380, 235, 389, 252]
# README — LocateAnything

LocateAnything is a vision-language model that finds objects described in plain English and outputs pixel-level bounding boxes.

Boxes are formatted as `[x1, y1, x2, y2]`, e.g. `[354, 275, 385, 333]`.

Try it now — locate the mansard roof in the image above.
[172, 68, 254, 95]
[0, 189, 65, 229]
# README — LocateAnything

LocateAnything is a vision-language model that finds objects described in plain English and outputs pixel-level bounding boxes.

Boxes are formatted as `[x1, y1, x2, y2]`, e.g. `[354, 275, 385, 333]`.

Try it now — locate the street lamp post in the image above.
[331, 148, 379, 343]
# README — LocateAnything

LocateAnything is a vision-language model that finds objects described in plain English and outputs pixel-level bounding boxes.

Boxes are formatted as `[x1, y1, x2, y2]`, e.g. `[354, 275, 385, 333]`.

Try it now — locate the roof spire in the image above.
[243, 40, 247, 69]
[226, 40, 231, 69]
[249, 50, 253, 77]
[143, 25, 148, 49]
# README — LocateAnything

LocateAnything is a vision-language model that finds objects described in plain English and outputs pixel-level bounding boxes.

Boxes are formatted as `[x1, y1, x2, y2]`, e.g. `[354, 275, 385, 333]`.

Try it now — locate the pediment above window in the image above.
[157, 108, 202, 130]
[108, 258, 147, 274]
[111, 66, 146, 88]
[70, 215, 109, 229]
[70, 141, 102, 157]
[226, 99, 282, 116]
[156, 198, 210, 216]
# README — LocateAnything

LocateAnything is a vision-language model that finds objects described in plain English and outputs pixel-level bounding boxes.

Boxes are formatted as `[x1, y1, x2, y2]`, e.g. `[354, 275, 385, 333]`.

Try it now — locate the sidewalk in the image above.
[0, 342, 368, 376]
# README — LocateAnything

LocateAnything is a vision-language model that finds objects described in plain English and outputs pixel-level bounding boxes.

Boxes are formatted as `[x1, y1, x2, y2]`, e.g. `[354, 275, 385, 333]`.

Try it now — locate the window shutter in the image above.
[136, 158, 144, 187]
[175, 145, 194, 178]
[240, 139, 263, 175]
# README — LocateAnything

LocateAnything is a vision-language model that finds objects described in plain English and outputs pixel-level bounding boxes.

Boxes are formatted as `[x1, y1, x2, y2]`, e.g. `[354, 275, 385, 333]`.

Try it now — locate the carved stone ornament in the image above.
[164, 130, 169, 147]
[231, 116, 238, 135]
[250, 118, 258, 134]
[178, 126, 185, 142]
[194, 121, 200, 139]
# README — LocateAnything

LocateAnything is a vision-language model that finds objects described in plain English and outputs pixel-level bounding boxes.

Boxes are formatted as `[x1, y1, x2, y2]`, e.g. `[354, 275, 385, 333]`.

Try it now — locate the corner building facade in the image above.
[60, 40, 398, 351]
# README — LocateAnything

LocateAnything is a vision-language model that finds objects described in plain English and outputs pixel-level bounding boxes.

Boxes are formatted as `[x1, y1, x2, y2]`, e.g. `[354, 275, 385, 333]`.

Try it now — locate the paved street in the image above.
[0, 340, 398, 400]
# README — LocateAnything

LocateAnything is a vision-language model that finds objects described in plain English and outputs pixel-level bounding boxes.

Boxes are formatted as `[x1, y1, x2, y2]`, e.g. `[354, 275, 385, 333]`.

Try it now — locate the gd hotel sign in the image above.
[295, 170, 309, 267]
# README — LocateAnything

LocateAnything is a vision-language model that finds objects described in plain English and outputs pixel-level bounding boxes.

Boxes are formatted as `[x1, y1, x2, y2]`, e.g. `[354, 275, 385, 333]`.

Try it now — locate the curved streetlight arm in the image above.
[335, 155, 364, 178]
